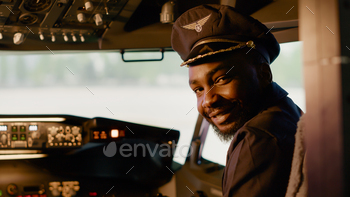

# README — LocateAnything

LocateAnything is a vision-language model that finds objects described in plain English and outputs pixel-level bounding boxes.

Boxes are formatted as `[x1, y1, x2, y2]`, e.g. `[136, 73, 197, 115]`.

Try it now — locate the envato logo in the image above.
[103, 141, 193, 158]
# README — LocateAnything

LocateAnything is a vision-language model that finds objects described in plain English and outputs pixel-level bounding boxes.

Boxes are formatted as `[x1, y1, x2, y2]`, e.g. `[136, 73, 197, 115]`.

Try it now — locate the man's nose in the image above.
[201, 85, 218, 108]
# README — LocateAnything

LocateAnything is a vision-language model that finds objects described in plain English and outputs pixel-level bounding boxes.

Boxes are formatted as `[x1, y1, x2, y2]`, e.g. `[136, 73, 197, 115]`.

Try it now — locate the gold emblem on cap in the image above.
[182, 14, 211, 33]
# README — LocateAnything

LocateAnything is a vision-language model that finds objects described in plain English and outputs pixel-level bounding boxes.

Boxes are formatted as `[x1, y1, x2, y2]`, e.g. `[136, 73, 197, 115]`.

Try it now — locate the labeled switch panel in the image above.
[0, 122, 83, 149]
[0, 0, 128, 45]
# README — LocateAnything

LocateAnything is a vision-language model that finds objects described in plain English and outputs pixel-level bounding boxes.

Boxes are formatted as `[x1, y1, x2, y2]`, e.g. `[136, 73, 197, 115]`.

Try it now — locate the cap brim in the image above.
[181, 39, 252, 66]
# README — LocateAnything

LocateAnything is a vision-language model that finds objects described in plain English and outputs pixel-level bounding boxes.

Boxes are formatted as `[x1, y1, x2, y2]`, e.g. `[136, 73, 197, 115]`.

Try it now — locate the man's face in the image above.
[189, 53, 264, 141]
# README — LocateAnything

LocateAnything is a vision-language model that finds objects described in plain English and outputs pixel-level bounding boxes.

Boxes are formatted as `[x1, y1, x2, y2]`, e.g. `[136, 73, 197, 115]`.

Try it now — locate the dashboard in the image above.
[0, 115, 180, 197]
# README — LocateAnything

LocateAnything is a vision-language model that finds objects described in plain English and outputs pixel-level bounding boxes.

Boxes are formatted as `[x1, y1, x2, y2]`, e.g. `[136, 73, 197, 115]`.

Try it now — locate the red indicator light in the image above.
[89, 192, 97, 196]
[32, 195, 39, 197]
[24, 195, 31, 197]
[111, 129, 119, 138]
[39, 195, 47, 197]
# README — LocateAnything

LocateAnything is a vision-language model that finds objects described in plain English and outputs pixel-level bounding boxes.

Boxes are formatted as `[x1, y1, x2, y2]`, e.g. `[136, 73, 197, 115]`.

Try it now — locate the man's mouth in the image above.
[207, 103, 240, 125]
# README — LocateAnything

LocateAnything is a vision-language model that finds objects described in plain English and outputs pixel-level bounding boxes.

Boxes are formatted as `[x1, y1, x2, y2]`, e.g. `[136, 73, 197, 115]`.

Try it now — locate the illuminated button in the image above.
[0, 189, 2, 196]
[89, 192, 97, 196]
[20, 134, 26, 141]
[24, 195, 32, 197]
[68, 143, 72, 146]
[64, 142, 67, 146]
[39, 195, 47, 197]
[77, 142, 81, 146]
[50, 143, 53, 146]
[111, 129, 119, 138]
[12, 134, 18, 141]
[93, 131, 100, 139]
[12, 126, 17, 132]
[20, 126, 26, 132]
[0, 125, 7, 131]
[59, 143, 62, 146]
[100, 131, 107, 139]
[29, 125, 38, 131]
[32, 194, 39, 197]
[73, 143, 76, 146]
[54, 143, 58, 146]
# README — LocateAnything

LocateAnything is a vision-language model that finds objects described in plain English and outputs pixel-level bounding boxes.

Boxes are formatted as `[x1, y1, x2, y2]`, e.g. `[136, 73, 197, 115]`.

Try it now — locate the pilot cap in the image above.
[171, 4, 280, 66]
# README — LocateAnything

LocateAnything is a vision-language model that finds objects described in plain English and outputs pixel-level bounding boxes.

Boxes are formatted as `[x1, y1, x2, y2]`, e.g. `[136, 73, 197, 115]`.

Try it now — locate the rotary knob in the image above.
[48, 127, 58, 136]
[93, 13, 103, 26]
[65, 133, 74, 142]
[85, 1, 94, 11]
[77, 13, 86, 23]
[1, 134, 7, 144]
[72, 126, 80, 136]
[56, 133, 65, 141]
[32, 131, 41, 139]
[7, 184, 19, 195]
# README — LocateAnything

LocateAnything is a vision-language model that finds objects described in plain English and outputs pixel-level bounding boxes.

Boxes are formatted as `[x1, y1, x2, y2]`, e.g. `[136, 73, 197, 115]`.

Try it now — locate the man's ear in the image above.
[257, 63, 272, 88]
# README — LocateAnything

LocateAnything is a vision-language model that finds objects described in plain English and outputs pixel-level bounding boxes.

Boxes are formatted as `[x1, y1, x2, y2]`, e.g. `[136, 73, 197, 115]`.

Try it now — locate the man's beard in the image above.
[210, 104, 254, 142]
[209, 91, 263, 142]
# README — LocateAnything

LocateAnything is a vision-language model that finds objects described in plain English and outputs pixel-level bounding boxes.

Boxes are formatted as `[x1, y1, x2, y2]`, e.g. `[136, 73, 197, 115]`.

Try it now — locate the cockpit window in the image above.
[202, 41, 304, 166]
[0, 51, 198, 165]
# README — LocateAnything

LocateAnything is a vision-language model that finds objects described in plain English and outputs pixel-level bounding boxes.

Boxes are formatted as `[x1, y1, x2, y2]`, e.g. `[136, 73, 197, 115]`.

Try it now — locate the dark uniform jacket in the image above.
[222, 82, 301, 197]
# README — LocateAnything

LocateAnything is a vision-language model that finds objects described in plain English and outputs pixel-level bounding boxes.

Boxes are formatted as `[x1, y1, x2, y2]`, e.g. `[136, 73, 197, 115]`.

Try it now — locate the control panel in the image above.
[0, 122, 83, 149]
[0, 0, 128, 45]
[0, 115, 89, 150]
[0, 115, 180, 197]
[1, 181, 80, 197]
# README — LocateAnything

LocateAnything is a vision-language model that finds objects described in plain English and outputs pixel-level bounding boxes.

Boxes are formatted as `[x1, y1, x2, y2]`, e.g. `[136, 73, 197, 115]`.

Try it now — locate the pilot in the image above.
[171, 4, 301, 197]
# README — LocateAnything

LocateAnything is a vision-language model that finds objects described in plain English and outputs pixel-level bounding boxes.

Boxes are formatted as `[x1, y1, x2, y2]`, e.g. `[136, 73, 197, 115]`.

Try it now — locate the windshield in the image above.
[0, 51, 198, 165]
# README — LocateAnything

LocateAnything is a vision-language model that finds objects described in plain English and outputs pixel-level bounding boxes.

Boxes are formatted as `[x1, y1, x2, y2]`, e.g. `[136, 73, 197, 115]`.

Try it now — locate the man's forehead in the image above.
[188, 61, 235, 84]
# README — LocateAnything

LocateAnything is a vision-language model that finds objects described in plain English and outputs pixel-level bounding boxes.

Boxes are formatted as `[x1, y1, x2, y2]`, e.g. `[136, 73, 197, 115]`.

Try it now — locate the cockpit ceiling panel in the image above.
[0, 0, 299, 51]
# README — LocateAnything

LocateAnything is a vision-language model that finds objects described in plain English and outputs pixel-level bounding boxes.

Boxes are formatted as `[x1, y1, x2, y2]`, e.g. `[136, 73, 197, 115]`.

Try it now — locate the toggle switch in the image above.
[63, 33, 68, 42]
[80, 34, 85, 42]
[71, 34, 77, 42]
[51, 33, 56, 42]
[93, 13, 103, 26]
[13, 32, 24, 45]
[39, 32, 44, 40]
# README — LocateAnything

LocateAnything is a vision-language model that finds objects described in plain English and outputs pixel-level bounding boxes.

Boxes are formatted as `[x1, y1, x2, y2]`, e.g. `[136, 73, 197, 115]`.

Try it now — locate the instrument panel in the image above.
[0, 116, 86, 150]
[0, 122, 83, 149]
[0, 115, 180, 197]
[0, 0, 128, 45]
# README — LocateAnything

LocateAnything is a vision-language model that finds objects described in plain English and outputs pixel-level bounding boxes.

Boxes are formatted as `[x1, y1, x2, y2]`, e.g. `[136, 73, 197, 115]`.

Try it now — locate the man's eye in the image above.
[193, 88, 203, 94]
[215, 76, 228, 84]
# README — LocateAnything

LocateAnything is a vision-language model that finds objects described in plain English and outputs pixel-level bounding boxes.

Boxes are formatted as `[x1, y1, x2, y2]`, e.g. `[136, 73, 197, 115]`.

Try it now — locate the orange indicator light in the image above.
[111, 129, 119, 138]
